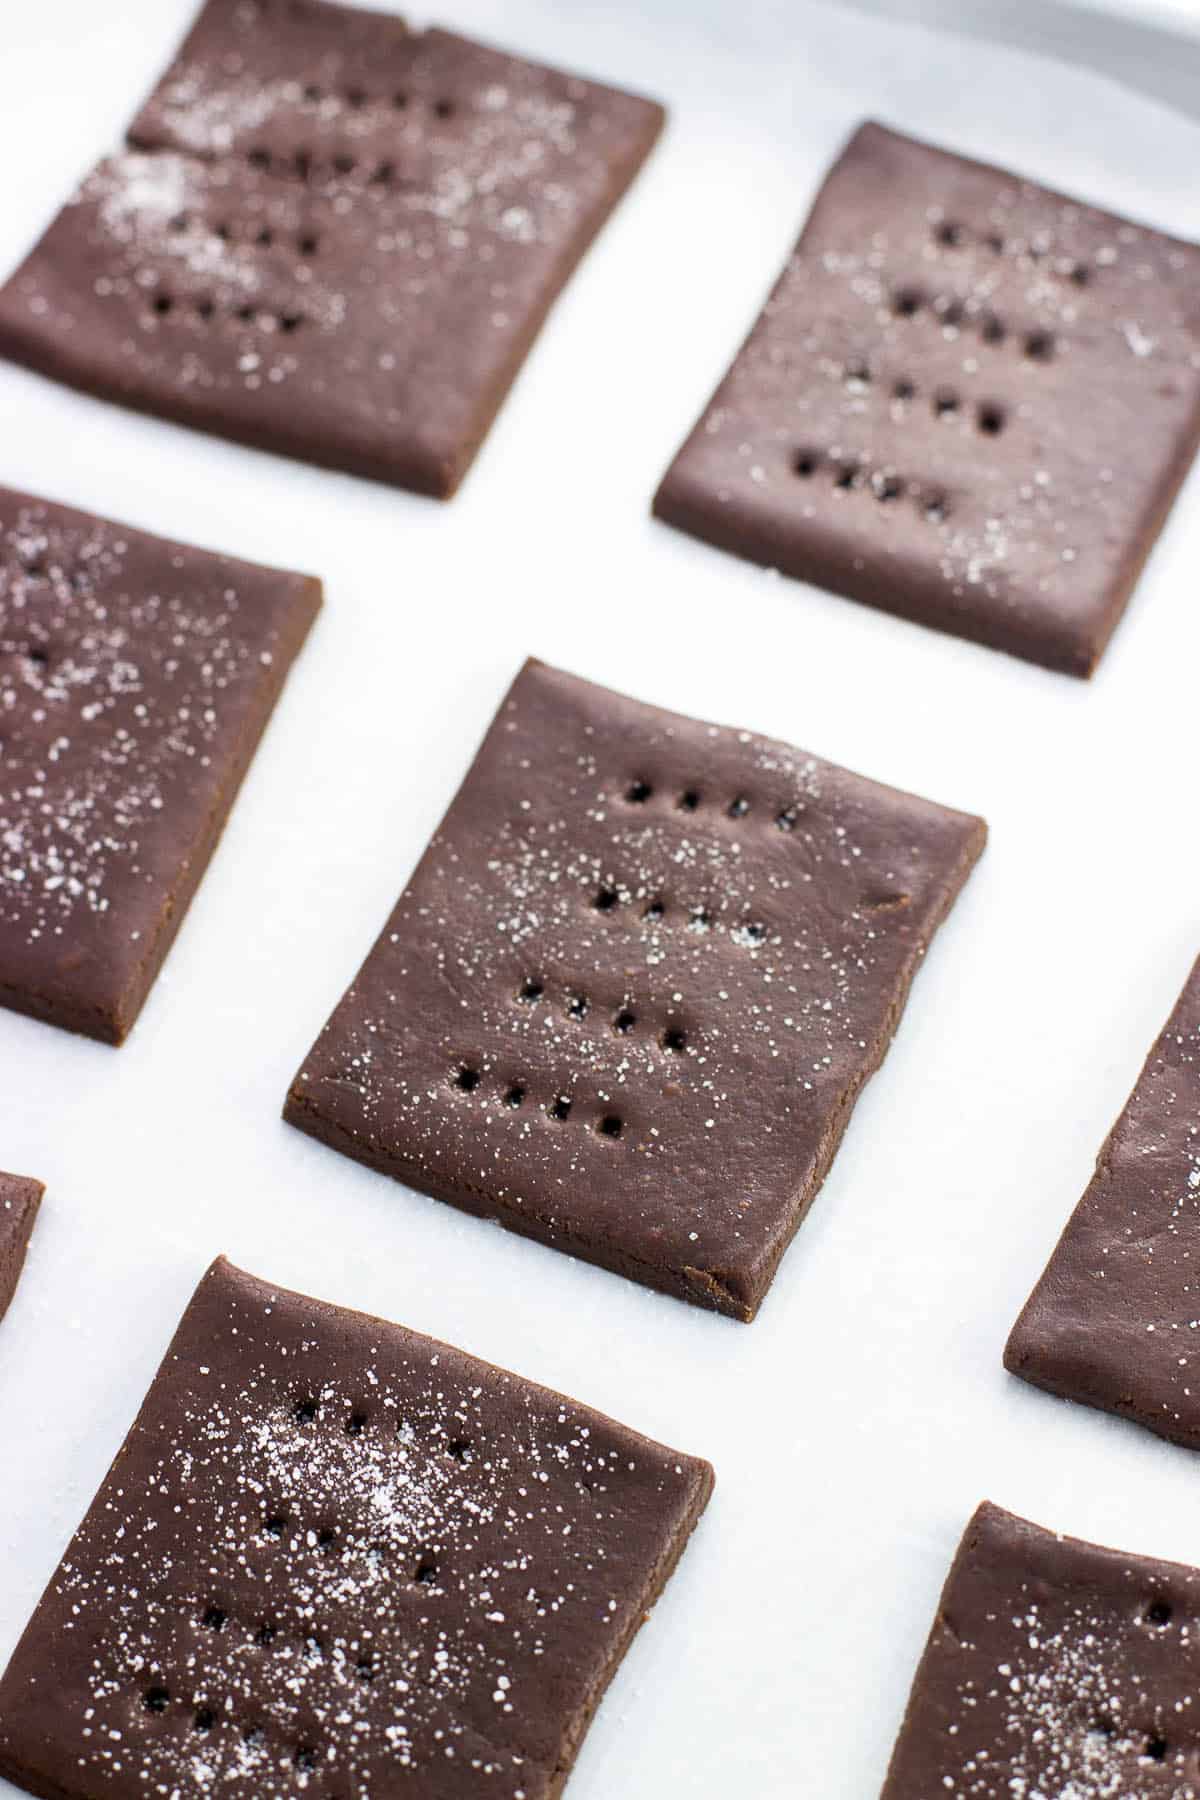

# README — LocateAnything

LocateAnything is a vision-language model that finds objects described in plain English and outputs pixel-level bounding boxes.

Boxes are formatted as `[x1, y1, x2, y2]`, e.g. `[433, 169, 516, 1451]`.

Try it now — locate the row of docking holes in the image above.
[292, 86, 458, 119]
[140, 1396, 472, 1748]
[143, 1682, 323, 1772]
[622, 776, 805, 837]
[930, 216, 1092, 288]
[890, 286, 1057, 363]
[453, 1062, 660, 1141]
[168, 211, 321, 259]
[241, 143, 420, 188]
[593, 882, 767, 943]
[839, 358, 1022, 428]
[142, 121, 448, 201]
[146, 288, 306, 336]
[793, 449, 952, 524]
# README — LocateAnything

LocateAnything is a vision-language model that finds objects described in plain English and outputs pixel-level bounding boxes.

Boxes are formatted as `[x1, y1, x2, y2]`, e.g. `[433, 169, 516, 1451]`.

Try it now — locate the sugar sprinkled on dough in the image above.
[288, 661, 983, 1314]
[0, 498, 287, 946]
[17, 1261, 707, 1797]
[0, 0, 663, 494]
[657, 123, 1200, 673]
[20, 14, 636, 401]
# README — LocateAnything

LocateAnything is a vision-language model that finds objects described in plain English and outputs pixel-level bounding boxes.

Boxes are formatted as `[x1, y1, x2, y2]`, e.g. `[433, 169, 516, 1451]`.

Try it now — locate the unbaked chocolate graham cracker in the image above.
[654, 121, 1200, 676]
[882, 1501, 1200, 1797]
[1006, 954, 1200, 1452]
[0, 0, 664, 498]
[285, 657, 985, 1322]
[0, 1170, 42, 1325]
[0, 1256, 713, 1800]
[0, 486, 320, 1043]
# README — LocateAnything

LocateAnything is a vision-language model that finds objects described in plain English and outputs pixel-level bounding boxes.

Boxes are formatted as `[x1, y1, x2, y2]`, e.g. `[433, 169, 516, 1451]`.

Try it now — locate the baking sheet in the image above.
[1081, 0, 1199, 32]
[847, 0, 1200, 117]
[2, 2, 1200, 1795]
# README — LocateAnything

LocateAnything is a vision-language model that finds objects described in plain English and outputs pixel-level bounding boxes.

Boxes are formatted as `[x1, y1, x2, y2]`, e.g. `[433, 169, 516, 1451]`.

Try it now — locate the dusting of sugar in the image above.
[152, 71, 296, 156]
[930, 1591, 1194, 1798]
[293, 666, 978, 1298]
[668, 128, 1200, 640]
[11, 11, 652, 421]
[1019, 996, 1200, 1433]
[42, 1271, 695, 1796]
[0, 498, 289, 953]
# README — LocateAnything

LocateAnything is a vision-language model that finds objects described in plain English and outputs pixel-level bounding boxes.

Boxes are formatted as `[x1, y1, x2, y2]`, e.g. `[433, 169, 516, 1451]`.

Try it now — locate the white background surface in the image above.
[3, 2, 1200, 1795]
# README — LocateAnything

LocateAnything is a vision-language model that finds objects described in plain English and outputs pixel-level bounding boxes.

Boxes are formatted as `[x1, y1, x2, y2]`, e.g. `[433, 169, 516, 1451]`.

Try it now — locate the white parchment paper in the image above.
[2, 3, 1200, 1794]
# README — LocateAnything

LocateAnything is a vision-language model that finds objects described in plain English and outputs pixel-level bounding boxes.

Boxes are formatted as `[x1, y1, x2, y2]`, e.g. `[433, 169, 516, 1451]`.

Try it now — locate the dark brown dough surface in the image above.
[0, 1170, 42, 1325]
[0, 0, 663, 497]
[882, 1501, 1200, 1797]
[1006, 954, 1200, 1450]
[0, 1256, 712, 1800]
[0, 486, 320, 1043]
[285, 657, 985, 1321]
[654, 121, 1200, 676]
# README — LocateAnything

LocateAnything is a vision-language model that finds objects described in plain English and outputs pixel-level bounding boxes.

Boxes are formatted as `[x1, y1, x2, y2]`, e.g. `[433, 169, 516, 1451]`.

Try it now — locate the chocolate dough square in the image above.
[654, 121, 1200, 676]
[0, 486, 320, 1043]
[0, 1170, 42, 1324]
[284, 657, 985, 1321]
[883, 1501, 1200, 1796]
[0, 1256, 713, 1800]
[0, 0, 664, 498]
[1006, 954, 1200, 1450]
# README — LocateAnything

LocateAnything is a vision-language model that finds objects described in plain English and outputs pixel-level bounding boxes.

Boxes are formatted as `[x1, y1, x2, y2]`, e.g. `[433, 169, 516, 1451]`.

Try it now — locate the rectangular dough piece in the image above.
[0, 0, 664, 497]
[0, 1256, 713, 1800]
[1006, 953, 1200, 1450]
[0, 487, 320, 1042]
[0, 1171, 42, 1324]
[883, 1500, 1200, 1796]
[285, 657, 985, 1320]
[655, 121, 1200, 676]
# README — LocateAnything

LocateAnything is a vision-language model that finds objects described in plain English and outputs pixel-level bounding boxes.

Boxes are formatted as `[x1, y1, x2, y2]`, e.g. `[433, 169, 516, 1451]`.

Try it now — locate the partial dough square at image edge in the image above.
[0, 1256, 714, 1800]
[882, 1501, 1200, 1796]
[0, 1170, 43, 1325]
[0, 486, 320, 1043]
[1006, 953, 1200, 1451]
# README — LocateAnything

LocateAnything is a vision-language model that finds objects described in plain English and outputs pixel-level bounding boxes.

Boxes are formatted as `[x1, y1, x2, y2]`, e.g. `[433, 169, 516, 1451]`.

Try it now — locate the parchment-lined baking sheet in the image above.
[2, 2, 1200, 1794]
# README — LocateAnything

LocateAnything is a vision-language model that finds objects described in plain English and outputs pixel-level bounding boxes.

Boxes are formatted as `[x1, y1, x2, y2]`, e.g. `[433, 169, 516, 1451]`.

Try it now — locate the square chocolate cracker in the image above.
[654, 121, 1200, 676]
[0, 1170, 42, 1325]
[285, 658, 985, 1321]
[883, 1501, 1200, 1796]
[0, 1256, 713, 1799]
[1006, 954, 1200, 1451]
[0, 486, 319, 1043]
[0, 0, 663, 498]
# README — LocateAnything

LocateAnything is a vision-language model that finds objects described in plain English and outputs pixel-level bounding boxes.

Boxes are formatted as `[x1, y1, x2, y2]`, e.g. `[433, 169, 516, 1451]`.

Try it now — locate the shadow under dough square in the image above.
[0, 487, 320, 1043]
[1006, 953, 1200, 1451]
[285, 658, 985, 1321]
[0, 0, 664, 498]
[882, 1501, 1200, 1796]
[0, 1256, 713, 1800]
[654, 121, 1200, 676]
[0, 1170, 42, 1324]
